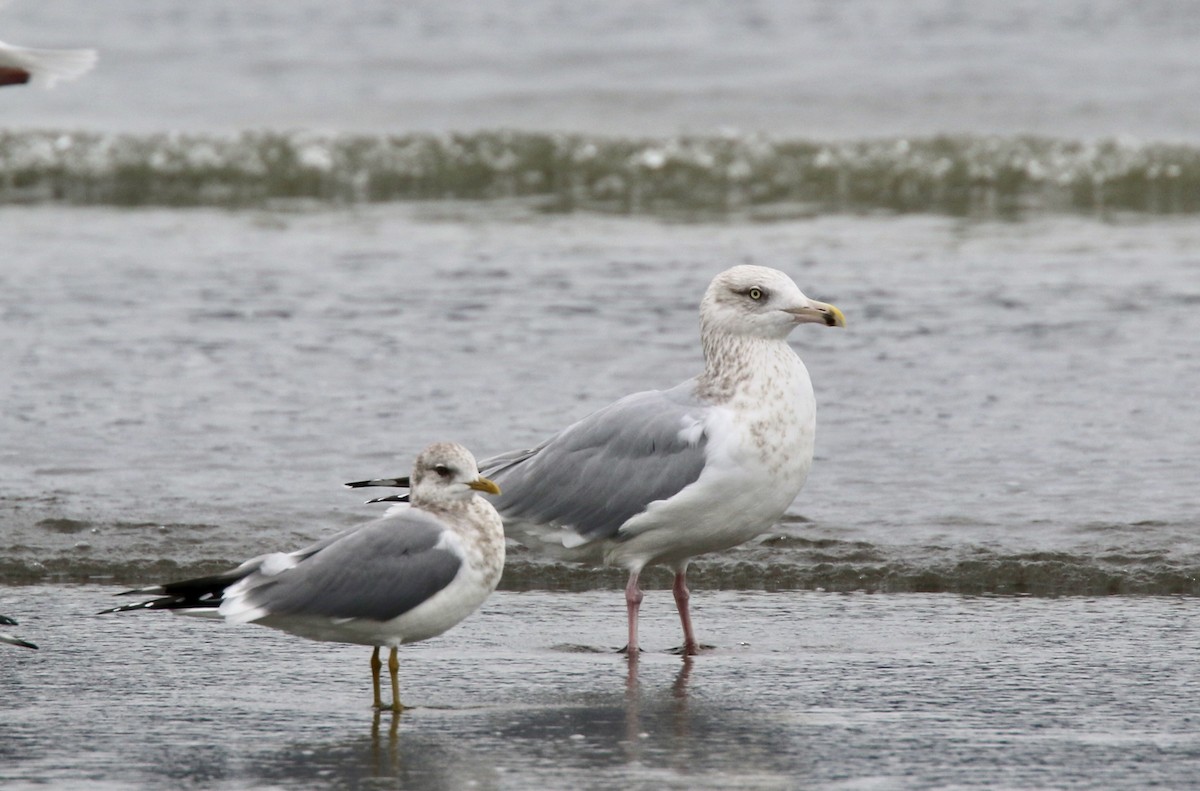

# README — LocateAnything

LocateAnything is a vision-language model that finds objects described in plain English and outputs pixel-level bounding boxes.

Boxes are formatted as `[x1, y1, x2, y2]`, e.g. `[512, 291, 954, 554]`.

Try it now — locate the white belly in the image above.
[253, 563, 501, 648]
[607, 361, 817, 571]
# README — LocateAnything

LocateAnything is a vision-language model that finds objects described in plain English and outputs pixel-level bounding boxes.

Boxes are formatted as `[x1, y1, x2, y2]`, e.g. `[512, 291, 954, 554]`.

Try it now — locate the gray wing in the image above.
[235, 509, 462, 623]
[485, 378, 711, 544]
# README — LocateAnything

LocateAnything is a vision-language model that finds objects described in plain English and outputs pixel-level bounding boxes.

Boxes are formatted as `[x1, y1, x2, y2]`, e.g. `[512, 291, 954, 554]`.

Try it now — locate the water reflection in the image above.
[368, 710, 400, 778]
[621, 654, 697, 771]
[248, 655, 796, 789]
[251, 708, 500, 790]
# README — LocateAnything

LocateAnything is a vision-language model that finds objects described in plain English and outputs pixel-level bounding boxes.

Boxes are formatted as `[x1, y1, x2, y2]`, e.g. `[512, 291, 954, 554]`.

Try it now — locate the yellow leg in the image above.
[370, 647, 383, 709]
[388, 647, 404, 712]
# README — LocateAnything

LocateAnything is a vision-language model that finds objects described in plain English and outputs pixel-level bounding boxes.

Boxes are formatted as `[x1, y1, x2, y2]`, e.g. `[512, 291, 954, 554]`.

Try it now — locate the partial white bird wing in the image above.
[0, 42, 96, 87]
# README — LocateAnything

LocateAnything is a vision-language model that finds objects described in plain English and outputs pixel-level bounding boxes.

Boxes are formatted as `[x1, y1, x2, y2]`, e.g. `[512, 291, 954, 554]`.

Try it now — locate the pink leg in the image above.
[623, 570, 644, 655]
[673, 569, 700, 655]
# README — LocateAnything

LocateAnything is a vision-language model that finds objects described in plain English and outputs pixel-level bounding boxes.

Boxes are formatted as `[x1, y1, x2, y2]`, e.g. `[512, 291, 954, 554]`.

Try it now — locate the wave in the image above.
[499, 542, 1200, 597]
[3, 129, 1199, 216]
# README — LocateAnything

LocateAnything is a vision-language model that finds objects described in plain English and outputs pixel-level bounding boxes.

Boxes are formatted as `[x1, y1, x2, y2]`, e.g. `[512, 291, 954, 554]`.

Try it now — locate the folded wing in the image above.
[485, 380, 710, 545]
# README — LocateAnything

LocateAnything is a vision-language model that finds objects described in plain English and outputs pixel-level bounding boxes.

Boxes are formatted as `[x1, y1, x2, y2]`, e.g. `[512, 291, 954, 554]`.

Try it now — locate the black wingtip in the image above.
[345, 477, 411, 489]
[98, 601, 152, 615]
[367, 493, 410, 504]
[115, 586, 165, 597]
[98, 598, 191, 615]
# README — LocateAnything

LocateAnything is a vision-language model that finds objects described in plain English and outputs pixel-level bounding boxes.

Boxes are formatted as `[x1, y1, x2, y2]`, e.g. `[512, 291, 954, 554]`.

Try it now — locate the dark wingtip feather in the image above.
[345, 477, 410, 489]
[102, 568, 250, 614]
[367, 493, 410, 504]
[98, 593, 223, 615]
[99, 598, 169, 615]
[116, 585, 166, 597]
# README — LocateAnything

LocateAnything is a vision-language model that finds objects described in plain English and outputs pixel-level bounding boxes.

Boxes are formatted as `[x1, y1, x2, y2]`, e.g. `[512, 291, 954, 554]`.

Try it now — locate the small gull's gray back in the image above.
[229, 509, 462, 624]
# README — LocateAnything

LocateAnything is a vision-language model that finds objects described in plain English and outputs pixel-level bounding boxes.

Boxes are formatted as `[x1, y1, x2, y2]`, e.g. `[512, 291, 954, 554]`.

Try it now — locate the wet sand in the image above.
[2, 586, 1198, 789]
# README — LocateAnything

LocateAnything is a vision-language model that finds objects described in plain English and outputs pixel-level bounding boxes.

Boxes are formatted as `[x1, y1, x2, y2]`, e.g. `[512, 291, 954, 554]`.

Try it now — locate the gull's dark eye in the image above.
[748, 287, 764, 301]
[434, 464, 452, 478]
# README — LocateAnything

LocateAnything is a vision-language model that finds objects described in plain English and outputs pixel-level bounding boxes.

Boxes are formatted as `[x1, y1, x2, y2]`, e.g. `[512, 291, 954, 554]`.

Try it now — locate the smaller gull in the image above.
[103, 442, 504, 712]
[0, 39, 95, 88]
[348, 265, 845, 656]
[0, 614, 37, 650]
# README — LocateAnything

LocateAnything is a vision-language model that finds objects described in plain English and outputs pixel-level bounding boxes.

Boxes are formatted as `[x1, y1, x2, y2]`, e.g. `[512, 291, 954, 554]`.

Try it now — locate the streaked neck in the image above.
[697, 329, 795, 401]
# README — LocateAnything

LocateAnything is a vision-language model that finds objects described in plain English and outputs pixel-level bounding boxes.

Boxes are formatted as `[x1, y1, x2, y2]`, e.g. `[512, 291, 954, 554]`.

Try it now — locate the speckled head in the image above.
[699, 265, 845, 341]
[410, 442, 502, 506]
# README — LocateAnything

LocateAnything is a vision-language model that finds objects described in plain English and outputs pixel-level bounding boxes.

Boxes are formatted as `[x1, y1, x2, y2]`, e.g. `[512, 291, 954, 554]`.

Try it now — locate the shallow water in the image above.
[2, 206, 1198, 593]
[2, 586, 1199, 790]
[8, 0, 1200, 141]
[4, 6, 1199, 599]
[4, 4, 1199, 787]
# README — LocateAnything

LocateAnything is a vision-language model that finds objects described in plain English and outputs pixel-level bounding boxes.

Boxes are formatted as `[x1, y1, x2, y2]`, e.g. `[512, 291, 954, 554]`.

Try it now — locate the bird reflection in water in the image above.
[368, 708, 401, 777]
[622, 654, 696, 763]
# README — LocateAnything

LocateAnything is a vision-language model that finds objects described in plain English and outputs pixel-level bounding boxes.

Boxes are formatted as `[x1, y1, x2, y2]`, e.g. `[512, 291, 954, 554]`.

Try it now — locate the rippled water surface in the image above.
[8, 0, 1200, 141]
[3, 3, 1198, 789]
[2, 206, 1198, 594]
[3, 587, 1199, 790]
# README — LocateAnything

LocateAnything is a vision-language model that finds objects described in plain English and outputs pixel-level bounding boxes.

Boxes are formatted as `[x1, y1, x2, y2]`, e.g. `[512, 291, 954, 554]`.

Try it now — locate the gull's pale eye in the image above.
[748, 287, 763, 301]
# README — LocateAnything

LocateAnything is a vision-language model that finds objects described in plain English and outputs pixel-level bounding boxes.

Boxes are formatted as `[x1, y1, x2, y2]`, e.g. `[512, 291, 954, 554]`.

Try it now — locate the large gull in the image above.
[348, 265, 845, 656]
[103, 442, 504, 712]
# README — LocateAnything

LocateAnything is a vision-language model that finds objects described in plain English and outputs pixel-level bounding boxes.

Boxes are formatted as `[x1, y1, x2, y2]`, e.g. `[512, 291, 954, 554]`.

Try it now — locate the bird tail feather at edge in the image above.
[5, 46, 97, 87]
[98, 565, 257, 615]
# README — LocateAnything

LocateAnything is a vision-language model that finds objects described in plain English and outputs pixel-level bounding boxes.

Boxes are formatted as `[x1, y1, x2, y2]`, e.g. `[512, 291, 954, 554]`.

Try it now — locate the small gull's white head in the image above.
[409, 442, 502, 508]
[699, 265, 845, 341]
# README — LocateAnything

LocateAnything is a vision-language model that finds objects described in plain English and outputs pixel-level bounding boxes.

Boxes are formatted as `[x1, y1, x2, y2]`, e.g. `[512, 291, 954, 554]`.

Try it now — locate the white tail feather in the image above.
[0, 44, 97, 87]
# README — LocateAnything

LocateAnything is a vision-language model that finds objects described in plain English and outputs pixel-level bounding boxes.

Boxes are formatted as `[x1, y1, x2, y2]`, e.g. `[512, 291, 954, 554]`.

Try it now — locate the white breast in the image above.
[609, 342, 816, 570]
